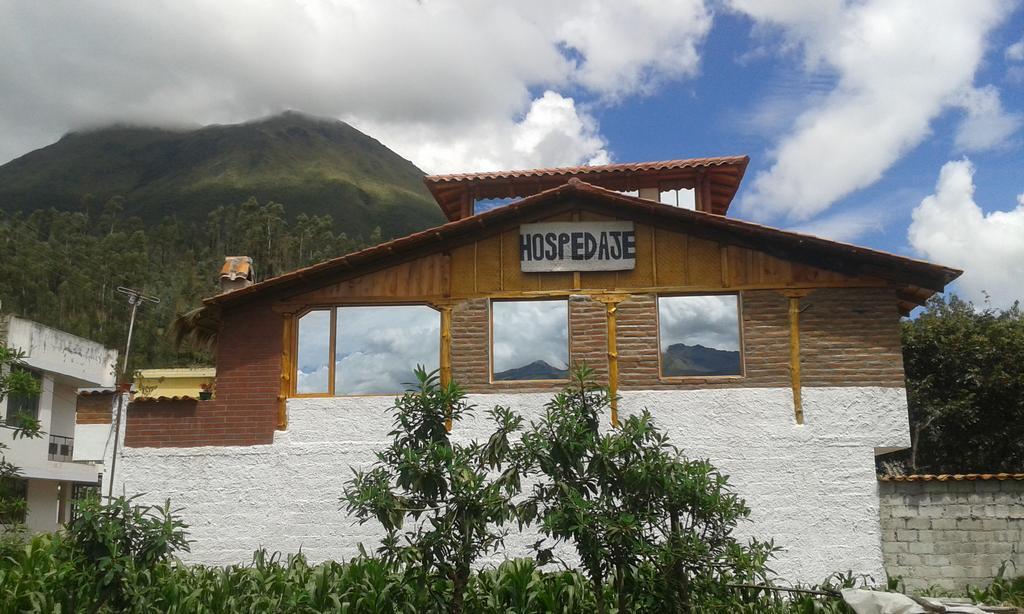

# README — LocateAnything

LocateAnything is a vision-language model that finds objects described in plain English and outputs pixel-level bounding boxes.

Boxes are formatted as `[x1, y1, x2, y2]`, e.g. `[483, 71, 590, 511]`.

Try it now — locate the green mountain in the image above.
[661, 343, 741, 377]
[0, 111, 444, 238]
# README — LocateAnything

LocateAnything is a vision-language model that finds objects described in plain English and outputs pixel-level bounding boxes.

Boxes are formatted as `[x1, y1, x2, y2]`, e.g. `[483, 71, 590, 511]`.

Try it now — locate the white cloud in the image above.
[0, 0, 711, 170]
[953, 85, 1022, 152]
[908, 159, 1024, 309]
[729, 0, 1011, 221]
[492, 300, 569, 374]
[555, 0, 712, 98]
[1006, 37, 1024, 62]
[358, 91, 609, 174]
[658, 295, 740, 352]
[788, 207, 886, 244]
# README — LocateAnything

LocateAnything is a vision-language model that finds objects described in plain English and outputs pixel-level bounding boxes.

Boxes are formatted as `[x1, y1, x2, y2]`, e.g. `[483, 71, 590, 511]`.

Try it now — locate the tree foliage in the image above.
[901, 294, 1024, 473]
[342, 368, 526, 613]
[0, 197, 379, 371]
[520, 365, 776, 613]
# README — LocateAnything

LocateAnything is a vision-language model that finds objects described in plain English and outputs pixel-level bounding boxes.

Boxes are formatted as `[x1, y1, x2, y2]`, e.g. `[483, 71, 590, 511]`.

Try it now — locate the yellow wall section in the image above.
[135, 368, 216, 398]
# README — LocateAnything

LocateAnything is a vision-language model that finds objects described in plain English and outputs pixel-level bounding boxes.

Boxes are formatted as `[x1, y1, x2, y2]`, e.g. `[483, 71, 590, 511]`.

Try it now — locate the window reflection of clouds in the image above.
[658, 295, 740, 352]
[296, 310, 330, 393]
[335, 305, 439, 395]
[492, 300, 568, 374]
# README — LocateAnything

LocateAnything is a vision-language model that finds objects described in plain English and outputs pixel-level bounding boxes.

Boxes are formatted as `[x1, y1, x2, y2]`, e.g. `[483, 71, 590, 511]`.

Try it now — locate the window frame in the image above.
[4, 366, 41, 425]
[291, 302, 442, 398]
[655, 292, 746, 382]
[489, 297, 572, 384]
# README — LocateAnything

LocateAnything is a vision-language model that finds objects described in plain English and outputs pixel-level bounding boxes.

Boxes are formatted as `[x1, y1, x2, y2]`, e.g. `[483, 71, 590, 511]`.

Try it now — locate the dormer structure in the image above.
[424, 156, 749, 220]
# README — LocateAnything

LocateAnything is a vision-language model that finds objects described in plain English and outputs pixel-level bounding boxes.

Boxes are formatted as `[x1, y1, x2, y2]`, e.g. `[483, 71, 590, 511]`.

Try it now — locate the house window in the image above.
[296, 310, 331, 394]
[4, 367, 41, 425]
[335, 305, 440, 395]
[294, 305, 441, 396]
[491, 299, 569, 381]
[0, 478, 28, 524]
[658, 294, 743, 378]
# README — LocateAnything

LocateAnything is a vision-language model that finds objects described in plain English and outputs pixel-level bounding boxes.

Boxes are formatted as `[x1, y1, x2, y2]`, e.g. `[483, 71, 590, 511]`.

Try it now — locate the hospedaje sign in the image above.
[520, 222, 636, 272]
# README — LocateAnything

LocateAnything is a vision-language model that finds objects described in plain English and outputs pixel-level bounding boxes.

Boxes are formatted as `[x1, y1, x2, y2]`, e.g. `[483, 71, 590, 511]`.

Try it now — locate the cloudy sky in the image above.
[2, 0, 1023, 307]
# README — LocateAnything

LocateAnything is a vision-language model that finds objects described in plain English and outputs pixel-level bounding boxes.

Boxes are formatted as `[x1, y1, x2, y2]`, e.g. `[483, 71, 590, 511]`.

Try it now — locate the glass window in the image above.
[335, 305, 440, 395]
[295, 310, 331, 394]
[658, 295, 742, 377]
[492, 300, 569, 381]
[4, 367, 40, 425]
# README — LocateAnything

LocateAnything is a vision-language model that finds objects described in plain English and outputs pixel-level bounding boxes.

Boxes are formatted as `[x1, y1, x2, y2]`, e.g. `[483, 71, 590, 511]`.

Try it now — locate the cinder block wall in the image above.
[879, 479, 1024, 592]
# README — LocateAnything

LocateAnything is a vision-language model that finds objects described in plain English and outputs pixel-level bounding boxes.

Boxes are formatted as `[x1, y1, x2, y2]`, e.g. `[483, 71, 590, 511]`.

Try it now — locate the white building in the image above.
[0, 314, 117, 532]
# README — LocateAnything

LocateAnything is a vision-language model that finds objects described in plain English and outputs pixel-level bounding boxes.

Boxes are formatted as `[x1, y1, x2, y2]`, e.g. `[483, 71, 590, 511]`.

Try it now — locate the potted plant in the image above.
[198, 382, 213, 400]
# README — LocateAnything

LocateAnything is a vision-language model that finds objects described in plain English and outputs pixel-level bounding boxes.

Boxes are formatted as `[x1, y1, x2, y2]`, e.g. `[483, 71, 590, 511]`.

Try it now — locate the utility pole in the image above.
[107, 286, 160, 498]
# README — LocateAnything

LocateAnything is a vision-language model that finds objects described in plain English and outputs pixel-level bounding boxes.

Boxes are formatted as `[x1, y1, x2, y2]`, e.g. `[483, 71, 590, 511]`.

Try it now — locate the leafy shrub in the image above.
[519, 364, 778, 613]
[342, 367, 526, 613]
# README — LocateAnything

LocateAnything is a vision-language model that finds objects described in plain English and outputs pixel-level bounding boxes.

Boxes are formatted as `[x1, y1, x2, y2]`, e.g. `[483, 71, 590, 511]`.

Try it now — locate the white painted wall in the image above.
[4, 316, 117, 386]
[24, 479, 59, 533]
[3, 373, 101, 483]
[114, 387, 909, 585]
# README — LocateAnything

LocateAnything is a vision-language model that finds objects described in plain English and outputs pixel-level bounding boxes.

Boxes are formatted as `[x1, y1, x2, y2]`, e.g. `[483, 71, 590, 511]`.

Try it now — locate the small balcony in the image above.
[48, 435, 74, 462]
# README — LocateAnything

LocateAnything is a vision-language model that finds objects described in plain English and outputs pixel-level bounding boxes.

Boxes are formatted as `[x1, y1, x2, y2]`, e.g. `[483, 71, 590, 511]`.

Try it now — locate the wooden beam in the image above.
[278, 312, 294, 429]
[596, 294, 627, 427]
[440, 305, 453, 432]
[781, 290, 808, 424]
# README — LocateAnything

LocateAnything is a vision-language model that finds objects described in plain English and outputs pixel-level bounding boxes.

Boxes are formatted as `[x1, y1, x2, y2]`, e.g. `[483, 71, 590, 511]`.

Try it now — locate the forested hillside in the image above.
[0, 198, 378, 371]
[0, 112, 446, 371]
[0, 112, 444, 238]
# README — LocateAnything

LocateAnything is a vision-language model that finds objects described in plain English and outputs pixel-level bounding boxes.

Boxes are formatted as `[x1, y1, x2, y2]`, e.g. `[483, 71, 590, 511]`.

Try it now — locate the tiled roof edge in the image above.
[878, 473, 1024, 482]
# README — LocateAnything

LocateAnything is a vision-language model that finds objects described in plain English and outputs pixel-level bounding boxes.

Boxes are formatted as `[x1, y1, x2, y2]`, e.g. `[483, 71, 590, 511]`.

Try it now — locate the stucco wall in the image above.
[115, 386, 907, 584]
[879, 479, 1024, 593]
[4, 316, 117, 386]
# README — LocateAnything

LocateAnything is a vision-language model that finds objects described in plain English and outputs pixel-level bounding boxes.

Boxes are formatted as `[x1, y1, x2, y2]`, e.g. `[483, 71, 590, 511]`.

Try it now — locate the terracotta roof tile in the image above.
[220, 256, 253, 281]
[131, 395, 199, 403]
[424, 156, 749, 183]
[878, 473, 1024, 482]
[424, 156, 750, 220]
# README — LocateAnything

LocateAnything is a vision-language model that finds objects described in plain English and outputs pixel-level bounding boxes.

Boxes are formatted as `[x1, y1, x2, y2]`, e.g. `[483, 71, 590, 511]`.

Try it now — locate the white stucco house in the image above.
[1, 313, 117, 532]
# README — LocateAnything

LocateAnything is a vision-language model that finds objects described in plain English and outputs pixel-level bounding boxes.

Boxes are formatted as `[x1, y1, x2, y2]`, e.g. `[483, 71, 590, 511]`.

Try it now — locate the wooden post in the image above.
[278, 313, 294, 430]
[440, 305, 453, 432]
[781, 290, 810, 425]
[596, 295, 626, 428]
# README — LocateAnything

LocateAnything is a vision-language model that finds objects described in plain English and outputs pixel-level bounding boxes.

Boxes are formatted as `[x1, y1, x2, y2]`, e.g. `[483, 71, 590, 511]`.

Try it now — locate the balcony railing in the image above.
[48, 435, 74, 462]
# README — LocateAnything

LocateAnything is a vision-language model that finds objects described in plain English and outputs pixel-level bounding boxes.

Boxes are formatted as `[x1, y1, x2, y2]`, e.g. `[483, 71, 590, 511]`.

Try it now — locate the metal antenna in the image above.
[107, 286, 160, 498]
[115, 286, 160, 380]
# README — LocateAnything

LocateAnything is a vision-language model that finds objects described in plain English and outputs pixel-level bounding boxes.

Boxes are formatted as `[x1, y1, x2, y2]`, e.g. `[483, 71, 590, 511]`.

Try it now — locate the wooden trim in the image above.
[328, 308, 337, 396]
[279, 312, 294, 429]
[440, 305, 453, 432]
[271, 278, 891, 311]
[788, 295, 804, 425]
[595, 295, 627, 427]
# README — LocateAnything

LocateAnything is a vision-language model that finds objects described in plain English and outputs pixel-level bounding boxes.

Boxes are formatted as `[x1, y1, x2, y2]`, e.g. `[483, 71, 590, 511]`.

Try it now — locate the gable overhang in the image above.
[205, 180, 961, 315]
[424, 156, 750, 220]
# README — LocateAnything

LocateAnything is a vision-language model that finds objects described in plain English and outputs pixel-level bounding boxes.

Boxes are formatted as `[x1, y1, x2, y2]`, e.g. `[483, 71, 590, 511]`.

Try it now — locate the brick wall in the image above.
[617, 287, 904, 390]
[801, 288, 906, 387]
[126, 286, 904, 446]
[879, 479, 1024, 592]
[125, 298, 281, 447]
[76, 392, 113, 424]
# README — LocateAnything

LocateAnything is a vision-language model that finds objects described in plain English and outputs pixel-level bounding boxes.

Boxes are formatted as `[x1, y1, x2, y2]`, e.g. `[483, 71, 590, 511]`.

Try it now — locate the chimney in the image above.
[220, 256, 255, 293]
